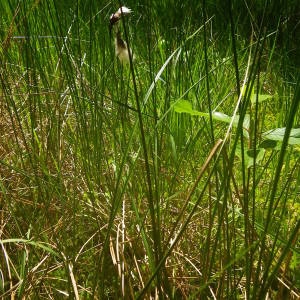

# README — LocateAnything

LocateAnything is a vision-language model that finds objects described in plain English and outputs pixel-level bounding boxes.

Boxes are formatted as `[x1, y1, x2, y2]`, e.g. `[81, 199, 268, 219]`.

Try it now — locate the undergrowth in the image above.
[0, 1, 299, 299]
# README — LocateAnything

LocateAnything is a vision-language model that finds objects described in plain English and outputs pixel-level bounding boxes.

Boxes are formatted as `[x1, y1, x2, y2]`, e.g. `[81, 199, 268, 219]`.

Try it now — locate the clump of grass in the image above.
[0, 1, 299, 299]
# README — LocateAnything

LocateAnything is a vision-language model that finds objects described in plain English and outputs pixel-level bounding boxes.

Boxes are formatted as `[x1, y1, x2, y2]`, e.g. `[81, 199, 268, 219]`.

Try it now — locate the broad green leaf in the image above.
[262, 128, 300, 145]
[173, 100, 206, 116]
[246, 148, 266, 168]
[259, 139, 278, 149]
[174, 100, 250, 134]
[251, 93, 273, 103]
[236, 144, 265, 168]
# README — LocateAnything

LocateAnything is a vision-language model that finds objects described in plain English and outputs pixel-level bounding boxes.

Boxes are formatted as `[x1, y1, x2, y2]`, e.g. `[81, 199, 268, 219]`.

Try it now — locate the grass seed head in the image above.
[109, 6, 132, 28]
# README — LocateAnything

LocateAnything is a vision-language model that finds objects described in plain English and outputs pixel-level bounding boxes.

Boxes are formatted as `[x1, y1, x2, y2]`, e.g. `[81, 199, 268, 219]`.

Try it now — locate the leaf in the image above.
[262, 128, 300, 145]
[173, 99, 250, 134]
[250, 93, 273, 103]
[169, 134, 177, 161]
[236, 144, 265, 168]
[259, 139, 278, 149]
[0, 238, 60, 257]
[246, 148, 266, 168]
[173, 100, 206, 116]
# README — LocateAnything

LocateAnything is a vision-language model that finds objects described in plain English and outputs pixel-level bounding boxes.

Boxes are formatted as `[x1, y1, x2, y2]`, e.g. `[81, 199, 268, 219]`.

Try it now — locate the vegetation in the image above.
[0, 0, 299, 299]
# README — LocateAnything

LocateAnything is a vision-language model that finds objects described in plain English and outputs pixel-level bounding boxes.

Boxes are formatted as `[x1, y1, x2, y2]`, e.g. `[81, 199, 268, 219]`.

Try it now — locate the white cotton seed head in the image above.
[117, 6, 132, 15]
[110, 6, 132, 28]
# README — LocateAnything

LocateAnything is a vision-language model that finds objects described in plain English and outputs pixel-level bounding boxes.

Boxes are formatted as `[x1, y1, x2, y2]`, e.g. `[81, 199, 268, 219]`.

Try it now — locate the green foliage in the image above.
[173, 99, 251, 140]
[263, 128, 300, 145]
[0, 0, 299, 299]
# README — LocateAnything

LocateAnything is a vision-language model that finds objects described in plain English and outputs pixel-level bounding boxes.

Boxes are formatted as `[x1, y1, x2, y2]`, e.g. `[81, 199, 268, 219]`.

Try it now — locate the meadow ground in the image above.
[0, 1, 299, 299]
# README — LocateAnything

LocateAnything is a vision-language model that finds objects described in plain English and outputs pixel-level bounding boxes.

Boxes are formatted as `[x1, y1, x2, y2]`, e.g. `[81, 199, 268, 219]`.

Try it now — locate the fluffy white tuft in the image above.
[117, 6, 132, 15]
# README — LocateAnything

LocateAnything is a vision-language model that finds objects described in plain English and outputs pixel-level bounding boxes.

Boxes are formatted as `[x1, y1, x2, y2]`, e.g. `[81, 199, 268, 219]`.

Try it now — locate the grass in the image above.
[0, 1, 299, 299]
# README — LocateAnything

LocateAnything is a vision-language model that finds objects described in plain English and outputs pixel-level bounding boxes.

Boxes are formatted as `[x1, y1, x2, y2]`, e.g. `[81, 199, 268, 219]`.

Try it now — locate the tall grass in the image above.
[0, 1, 299, 299]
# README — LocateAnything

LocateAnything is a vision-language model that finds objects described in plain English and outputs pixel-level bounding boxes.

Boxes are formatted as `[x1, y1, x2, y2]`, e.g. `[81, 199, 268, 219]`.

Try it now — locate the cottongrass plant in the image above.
[0, 0, 299, 299]
[110, 6, 134, 63]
